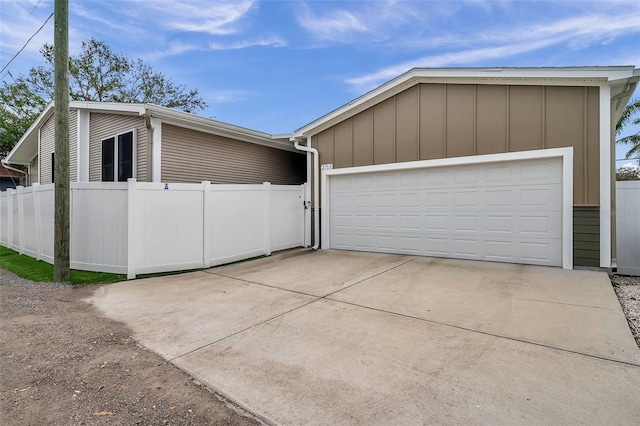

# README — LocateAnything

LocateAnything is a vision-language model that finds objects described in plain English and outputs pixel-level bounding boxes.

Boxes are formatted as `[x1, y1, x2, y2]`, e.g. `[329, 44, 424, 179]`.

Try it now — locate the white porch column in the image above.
[151, 118, 162, 182]
[77, 109, 90, 182]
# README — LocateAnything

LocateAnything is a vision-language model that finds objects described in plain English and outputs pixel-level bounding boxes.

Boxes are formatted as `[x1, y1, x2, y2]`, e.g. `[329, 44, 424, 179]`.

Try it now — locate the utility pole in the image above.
[54, 0, 70, 282]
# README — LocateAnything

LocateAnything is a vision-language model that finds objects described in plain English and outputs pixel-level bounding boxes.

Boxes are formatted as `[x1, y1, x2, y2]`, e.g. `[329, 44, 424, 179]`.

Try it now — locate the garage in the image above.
[295, 68, 640, 270]
[322, 150, 573, 268]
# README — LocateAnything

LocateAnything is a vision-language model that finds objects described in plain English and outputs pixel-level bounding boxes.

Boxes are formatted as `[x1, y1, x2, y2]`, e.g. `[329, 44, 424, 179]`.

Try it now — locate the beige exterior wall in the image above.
[68, 109, 78, 182]
[88, 113, 147, 182]
[29, 155, 38, 186]
[161, 124, 305, 185]
[39, 115, 55, 184]
[312, 83, 600, 205]
[36, 110, 78, 184]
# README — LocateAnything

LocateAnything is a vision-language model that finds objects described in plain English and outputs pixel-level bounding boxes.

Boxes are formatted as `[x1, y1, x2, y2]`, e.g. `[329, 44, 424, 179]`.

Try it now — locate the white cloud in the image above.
[144, 0, 255, 35]
[209, 36, 286, 50]
[0, 2, 54, 59]
[207, 90, 252, 103]
[296, 5, 369, 42]
[346, 10, 640, 92]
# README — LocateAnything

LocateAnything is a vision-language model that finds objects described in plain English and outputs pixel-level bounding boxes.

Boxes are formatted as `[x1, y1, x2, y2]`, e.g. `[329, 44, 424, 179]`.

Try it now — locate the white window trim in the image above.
[320, 147, 574, 270]
[101, 128, 137, 182]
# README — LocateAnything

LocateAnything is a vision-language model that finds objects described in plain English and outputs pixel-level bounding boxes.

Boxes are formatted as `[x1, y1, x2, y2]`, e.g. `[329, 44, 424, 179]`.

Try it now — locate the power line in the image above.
[0, 11, 54, 76]
[28, 0, 43, 17]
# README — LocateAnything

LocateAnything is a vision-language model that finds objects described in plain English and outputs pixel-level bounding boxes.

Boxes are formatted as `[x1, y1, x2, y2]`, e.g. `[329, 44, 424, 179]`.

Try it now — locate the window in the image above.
[101, 129, 136, 182]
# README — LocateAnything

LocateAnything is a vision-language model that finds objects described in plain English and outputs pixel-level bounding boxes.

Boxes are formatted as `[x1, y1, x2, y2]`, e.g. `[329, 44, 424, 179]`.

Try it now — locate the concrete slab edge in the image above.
[132, 337, 275, 426]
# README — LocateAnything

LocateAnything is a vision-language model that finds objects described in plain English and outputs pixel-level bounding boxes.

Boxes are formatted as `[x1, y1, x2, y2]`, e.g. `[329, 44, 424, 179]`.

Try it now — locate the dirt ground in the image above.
[1, 268, 639, 426]
[0, 269, 259, 426]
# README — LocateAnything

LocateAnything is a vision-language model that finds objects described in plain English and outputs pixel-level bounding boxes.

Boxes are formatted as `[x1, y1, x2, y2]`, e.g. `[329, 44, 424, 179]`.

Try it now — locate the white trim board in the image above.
[321, 148, 574, 269]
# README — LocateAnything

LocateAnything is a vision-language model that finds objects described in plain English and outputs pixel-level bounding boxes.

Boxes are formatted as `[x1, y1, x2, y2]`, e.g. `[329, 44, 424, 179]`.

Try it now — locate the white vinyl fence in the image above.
[0, 180, 305, 279]
[616, 181, 640, 276]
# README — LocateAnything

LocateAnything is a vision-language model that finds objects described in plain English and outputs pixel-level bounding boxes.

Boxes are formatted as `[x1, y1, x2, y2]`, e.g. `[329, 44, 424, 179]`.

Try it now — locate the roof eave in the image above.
[147, 105, 300, 153]
[4, 102, 55, 165]
[295, 66, 640, 137]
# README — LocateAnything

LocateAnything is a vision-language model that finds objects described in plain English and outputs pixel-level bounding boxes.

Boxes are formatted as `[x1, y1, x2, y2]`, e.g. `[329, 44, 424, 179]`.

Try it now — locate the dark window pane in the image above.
[51, 152, 55, 183]
[102, 137, 115, 181]
[117, 131, 134, 182]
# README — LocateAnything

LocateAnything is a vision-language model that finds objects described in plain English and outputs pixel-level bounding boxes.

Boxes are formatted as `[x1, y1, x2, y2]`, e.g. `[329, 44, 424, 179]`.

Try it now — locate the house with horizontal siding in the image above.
[5, 101, 305, 187]
[5, 66, 640, 272]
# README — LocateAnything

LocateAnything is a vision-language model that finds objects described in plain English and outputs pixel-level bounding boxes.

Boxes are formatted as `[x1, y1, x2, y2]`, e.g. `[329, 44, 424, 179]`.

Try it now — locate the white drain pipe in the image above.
[291, 136, 319, 250]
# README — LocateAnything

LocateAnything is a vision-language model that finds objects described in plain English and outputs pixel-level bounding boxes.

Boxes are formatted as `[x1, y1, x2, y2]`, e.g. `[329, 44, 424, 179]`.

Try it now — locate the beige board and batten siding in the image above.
[38, 114, 55, 184]
[89, 113, 147, 182]
[312, 83, 600, 206]
[161, 124, 306, 185]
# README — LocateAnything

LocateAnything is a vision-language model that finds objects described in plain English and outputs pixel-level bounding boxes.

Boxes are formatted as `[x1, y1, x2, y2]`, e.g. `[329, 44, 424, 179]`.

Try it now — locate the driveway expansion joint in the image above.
[186, 260, 640, 369]
[323, 296, 640, 369]
[174, 258, 418, 361]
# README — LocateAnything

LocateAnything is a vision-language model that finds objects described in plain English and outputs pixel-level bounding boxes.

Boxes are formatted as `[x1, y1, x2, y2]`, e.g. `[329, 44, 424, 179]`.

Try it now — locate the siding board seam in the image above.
[443, 84, 447, 157]
[542, 86, 546, 149]
[473, 85, 477, 155]
[583, 86, 588, 203]
[506, 86, 510, 152]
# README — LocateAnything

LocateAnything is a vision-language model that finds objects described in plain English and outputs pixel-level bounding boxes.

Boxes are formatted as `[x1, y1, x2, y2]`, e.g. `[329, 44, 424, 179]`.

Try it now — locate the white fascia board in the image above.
[4, 102, 55, 165]
[321, 148, 574, 269]
[322, 147, 573, 176]
[69, 101, 146, 115]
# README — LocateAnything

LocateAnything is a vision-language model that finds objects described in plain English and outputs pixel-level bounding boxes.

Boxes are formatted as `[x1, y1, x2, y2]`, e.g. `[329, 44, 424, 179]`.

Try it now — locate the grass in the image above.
[0, 246, 126, 285]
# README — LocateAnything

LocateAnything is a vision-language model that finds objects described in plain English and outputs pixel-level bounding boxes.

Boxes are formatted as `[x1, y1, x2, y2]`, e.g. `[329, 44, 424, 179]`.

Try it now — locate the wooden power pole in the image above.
[54, 0, 70, 282]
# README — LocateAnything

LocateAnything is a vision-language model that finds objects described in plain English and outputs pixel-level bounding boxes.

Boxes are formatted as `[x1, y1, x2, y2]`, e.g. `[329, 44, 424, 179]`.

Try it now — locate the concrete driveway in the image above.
[91, 250, 640, 425]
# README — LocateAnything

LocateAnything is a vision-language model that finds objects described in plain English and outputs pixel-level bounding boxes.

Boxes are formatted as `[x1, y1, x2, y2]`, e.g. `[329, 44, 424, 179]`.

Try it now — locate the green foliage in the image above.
[0, 78, 47, 158]
[616, 97, 640, 160]
[616, 164, 640, 181]
[0, 38, 208, 158]
[0, 246, 125, 284]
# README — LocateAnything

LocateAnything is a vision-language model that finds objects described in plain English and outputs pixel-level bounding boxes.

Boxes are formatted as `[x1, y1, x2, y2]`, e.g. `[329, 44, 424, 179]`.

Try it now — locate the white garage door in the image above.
[329, 158, 563, 266]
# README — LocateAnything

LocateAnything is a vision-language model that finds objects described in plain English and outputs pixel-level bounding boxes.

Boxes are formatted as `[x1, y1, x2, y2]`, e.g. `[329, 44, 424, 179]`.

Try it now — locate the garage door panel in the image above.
[425, 192, 448, 208]
[519, 187, 560, 209]
[453, 214, 481, 233]
[329, 157, 563, 267]
[485, 189, 514, 208]
[485, 214, 515, 234]
[521, 161, 559, 183]
[453, 190, 481, 208]
[425, 214, 449, 232]
[485, 239, 516, 262]
[452, 238, 483, 258]
[520, 240, 561, 264]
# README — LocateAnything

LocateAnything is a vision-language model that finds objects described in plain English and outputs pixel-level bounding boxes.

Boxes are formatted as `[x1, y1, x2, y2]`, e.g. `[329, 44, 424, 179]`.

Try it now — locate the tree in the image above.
[0, 38, 207, 157]
[616, 97, 640, 160]
[0, 77, 47, 158]
[616, 163, 640, 181]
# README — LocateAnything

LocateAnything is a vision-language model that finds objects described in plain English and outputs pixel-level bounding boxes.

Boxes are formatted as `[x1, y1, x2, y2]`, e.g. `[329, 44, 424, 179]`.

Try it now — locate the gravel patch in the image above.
[611, 274, 640, 348]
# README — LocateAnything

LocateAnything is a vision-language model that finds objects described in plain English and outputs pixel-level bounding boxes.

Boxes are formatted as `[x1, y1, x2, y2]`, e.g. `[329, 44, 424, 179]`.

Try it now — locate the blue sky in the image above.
[1, 0, 639, 165]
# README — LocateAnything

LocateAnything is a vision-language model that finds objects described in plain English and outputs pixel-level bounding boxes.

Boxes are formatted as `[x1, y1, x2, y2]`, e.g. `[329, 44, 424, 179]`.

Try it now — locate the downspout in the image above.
[609, 79, 638, 271]
[291, 136, 319, 250]
[145, 109, 153, 182]
[1, 160, 28, 186]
